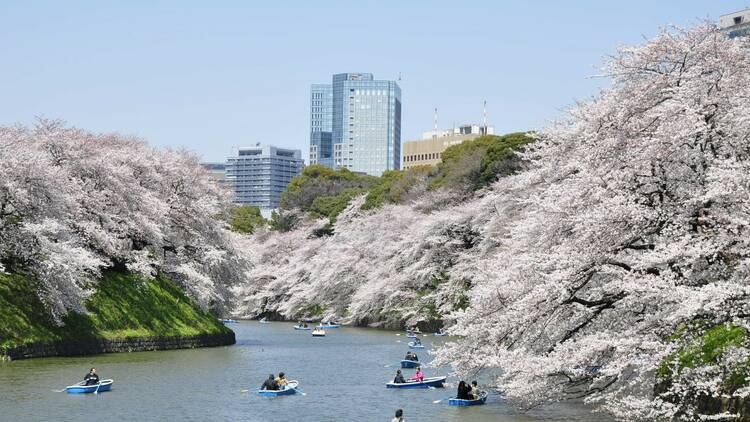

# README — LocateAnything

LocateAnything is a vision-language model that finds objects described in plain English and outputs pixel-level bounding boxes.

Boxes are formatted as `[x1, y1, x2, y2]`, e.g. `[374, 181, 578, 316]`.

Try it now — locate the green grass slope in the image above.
[0, 271, 231, 352]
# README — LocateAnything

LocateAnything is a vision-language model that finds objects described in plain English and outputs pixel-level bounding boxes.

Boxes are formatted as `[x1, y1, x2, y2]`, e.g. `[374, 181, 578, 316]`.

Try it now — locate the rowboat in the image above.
[65, 379, 114, 394]
[408, 342, 425, 349]
[386, 376, 446, 389]
[406, 333, 419, 339]
[400, 359, 420, 368]
[221, 319, 237, 324]
[258, 380, 299, 397]
[259, 318, 270, 324]
[316, 323, 340, 329]
[312, 329, 326, 337]
[293, 325, 311, 330]
[433, 332, 446, 337]
[448, 391, 488, 406]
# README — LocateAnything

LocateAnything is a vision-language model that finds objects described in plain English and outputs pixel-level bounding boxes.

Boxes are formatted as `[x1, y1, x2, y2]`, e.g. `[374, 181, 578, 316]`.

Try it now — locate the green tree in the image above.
[310, 187, 366, 222]
[361, 167, 430, 210]
[428, 132, 533, 191]
[227, 205, 266, 234]
[269, 210, 298, 232]
[280, 164, 378, 211]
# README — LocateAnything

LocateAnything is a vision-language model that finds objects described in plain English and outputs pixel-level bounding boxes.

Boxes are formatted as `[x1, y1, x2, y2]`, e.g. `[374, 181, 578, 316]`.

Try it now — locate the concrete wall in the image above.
[1, 332, 236, 361]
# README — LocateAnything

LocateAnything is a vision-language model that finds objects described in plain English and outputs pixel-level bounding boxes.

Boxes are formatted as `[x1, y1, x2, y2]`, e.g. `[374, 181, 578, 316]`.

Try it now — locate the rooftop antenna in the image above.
[483, 100, 488, 135]
[433, 108, 438, 138]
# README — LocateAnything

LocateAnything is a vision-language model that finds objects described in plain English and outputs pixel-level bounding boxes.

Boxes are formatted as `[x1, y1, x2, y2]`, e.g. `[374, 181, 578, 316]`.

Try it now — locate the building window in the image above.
[735, 16, 743, 25]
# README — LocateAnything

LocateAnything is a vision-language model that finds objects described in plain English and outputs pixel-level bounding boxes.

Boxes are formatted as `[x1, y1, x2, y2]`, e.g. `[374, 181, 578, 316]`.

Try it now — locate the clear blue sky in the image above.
[0, 1, 744, 162]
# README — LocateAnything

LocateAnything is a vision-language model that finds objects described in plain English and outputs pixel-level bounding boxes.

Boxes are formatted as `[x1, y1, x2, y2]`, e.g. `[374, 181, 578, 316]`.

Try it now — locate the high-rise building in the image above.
[225, 144, 304, 211]
[403, 124, 495, 169]
[720, 8, 750, 38]
[310, 84, 333, 168]
[309, 73, 401, 176]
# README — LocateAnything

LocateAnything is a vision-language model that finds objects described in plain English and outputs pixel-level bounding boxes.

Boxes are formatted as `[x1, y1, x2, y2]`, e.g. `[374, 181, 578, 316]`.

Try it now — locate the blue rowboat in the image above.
[408, 342, 425, 349]
[433, 332, 446, 337]
[293, 325, 311, 330]
[65, 379, 114, 394]
[259, 318, 270, 324]
[406, 333, 419, 339]
[221, 319, 237, 324]
[386, 376, 446, 389]
[400, 359, 420, 368]
[448, 391, 488, 406]
[316, 323, 340, 329]
[258, 380, 299, 397]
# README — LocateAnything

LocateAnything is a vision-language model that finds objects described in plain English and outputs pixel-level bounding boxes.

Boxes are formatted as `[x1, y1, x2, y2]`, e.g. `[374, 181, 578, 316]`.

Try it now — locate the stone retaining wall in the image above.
[1, 331, 236, 361]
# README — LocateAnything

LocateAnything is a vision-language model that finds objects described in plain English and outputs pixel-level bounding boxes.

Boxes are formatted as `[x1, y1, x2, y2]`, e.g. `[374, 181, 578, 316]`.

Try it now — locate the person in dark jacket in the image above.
[393, 370, 406, 384]
[83, 368, 99, 386]
[261, 374, 279, 390]
[391, 408, 404, 422]
[404, 351, 417, 361]
[456, 380, 472, 400]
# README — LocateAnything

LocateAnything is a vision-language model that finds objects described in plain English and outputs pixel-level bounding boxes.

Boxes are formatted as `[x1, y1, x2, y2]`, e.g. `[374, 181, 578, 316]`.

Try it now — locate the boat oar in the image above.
[432, 397, 451, 404]
[94, 382, 101, 395]
[289, 380, 306, 395]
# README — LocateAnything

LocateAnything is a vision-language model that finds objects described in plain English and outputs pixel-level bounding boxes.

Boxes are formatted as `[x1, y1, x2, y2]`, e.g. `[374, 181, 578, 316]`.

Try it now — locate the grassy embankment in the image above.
[0, 271, 230, 353]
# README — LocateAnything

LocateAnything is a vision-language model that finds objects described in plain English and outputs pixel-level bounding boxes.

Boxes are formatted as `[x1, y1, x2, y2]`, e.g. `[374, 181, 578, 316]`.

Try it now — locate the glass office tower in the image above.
[309, 73, 401, 176]
[309, 84, 333, 167]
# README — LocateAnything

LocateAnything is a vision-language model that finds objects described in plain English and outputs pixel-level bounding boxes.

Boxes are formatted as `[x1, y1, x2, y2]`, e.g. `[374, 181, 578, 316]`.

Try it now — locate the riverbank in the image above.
[254, 310, 443, 333]
[0, 271, 235, 360]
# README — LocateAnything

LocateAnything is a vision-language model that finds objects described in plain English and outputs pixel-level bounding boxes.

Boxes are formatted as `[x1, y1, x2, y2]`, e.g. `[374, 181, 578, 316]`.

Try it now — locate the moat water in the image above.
[0, 321, 613, 421]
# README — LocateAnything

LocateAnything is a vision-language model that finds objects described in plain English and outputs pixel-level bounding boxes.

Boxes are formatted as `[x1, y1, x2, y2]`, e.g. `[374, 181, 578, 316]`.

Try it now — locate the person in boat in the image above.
[470, 380, 481, 399]
[83, 367, 100, 386]
[414, 337, 422, 346]
[391, 409, 404, 422]
[261, 374, 279, 391]
[436, 328, 444, 335]
[275, 372, 288, 388]
[303, 322, 308, 328]
[409, 366, 424, 382]
[456, 380, 472, 400]
[393, 369, 406, 384]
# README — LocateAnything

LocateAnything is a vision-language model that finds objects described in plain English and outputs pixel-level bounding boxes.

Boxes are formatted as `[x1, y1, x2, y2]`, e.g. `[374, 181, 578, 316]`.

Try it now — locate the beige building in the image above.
[720, 8, 750, 38]
[402, 124, 494, 169]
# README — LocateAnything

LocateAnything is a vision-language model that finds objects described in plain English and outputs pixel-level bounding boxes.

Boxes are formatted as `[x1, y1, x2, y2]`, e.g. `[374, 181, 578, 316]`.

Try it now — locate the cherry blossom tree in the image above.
[0, 120, 248, 319]
[435, 23, 750, 419]
[233, 23, 750, 419]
